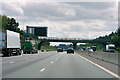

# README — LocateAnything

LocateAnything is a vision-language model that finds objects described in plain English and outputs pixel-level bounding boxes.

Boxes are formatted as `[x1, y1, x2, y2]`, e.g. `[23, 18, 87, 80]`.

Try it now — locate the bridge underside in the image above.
[37, 39, 92, 50]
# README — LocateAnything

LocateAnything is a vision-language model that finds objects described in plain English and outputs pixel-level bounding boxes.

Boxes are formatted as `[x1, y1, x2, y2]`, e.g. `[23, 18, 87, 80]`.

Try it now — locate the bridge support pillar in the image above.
[72, 42, 77, 50]
[38, 41, 44, 50]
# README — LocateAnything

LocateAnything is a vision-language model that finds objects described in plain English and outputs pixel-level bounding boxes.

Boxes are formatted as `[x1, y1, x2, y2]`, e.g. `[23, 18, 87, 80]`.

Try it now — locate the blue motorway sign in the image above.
[59, 44, 66, 47]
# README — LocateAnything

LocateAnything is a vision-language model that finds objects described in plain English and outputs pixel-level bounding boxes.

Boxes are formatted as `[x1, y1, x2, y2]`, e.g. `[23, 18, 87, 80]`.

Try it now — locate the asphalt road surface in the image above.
[2, 51, 116, 78]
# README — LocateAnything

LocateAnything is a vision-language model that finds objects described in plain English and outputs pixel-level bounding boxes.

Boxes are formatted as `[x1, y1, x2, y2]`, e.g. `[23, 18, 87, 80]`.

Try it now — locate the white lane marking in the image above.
[40, 68, 46, 72]
[8, 57, 13, 58]
[9, 61, 14, 64]
[51, 61, 54, 64]
[78, 54, 120, 79]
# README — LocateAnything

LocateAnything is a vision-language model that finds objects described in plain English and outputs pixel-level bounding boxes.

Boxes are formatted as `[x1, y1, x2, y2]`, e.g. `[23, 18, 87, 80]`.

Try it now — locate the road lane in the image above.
[2, 51, 115, 78]
[2, 51, 55, 63]
[2, 51, 56, 64]
[2, 51, 58, 77]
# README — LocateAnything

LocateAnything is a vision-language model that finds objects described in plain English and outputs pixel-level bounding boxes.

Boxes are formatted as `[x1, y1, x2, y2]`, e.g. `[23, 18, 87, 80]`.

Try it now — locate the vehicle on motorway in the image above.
[23, 40, 38, 54]
[23, 41, 32, 54]
[57, 48, 63, 52]
[63, 48, 67, 52]
[82, 48, 85, 51]
[30, 40, 38, 53]
[79, 48, 83, 51]
[91, 46, 96, 51]
[41, 50, 45, 52]
[67, 48, 74, 54]
[0, 30, 21, 56]
[87, 47, 93, 52]
[106, 44, 115, 52]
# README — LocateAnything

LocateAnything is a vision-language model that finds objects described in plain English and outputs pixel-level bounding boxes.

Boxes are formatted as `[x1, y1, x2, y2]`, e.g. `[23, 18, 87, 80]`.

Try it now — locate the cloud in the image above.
[1, 1, 118, 39]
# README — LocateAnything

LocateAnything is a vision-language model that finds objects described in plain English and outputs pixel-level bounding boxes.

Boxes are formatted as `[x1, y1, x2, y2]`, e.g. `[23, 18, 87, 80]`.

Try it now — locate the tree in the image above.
[1, 15, 20, 33]
[42, 42, 50, 47]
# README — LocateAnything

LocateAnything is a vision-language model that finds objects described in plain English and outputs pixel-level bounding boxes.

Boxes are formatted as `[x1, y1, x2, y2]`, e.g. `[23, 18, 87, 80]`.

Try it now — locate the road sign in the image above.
[59, 44, 66, 47]
[26, 26, 48, 37]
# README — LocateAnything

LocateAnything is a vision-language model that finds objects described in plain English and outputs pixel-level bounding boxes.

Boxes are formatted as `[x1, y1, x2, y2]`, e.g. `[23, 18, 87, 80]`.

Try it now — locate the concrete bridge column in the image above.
[38, 41, 44, 50]
[72, 42, 77, 50]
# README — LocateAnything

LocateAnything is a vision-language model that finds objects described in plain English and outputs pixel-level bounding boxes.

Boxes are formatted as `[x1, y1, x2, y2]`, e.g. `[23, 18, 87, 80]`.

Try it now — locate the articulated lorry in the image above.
[23, 40, 38, 54]
[0, 30, 21, 56]
[23, 41, 32, 54]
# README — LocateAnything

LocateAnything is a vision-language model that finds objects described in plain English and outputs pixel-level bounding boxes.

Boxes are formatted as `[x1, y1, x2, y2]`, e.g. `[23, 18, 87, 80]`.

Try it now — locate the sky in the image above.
[0, 0, 119, 46]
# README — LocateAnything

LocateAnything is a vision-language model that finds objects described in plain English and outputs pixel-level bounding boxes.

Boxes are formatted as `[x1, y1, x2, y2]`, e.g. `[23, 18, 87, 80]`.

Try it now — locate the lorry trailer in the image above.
[106, 44, 115, 52]
[0, 30, 21, 56]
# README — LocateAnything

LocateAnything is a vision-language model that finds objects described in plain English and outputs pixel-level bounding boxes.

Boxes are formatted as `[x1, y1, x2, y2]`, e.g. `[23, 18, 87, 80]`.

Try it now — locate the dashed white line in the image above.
[78, 54, 120, 79]
[9, 61, 15, 64]
[51, 61, 54, 64]
[40, 68, 46, 72]
[8, 57, 13, 58]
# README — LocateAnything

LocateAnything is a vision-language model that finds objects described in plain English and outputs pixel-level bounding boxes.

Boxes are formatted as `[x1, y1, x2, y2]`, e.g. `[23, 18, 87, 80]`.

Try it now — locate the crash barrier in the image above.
[76, 51, 119, 66]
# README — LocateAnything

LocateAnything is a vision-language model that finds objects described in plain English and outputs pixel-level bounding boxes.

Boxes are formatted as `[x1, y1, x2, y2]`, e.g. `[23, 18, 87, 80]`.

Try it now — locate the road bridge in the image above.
[38, 37, 92, 50]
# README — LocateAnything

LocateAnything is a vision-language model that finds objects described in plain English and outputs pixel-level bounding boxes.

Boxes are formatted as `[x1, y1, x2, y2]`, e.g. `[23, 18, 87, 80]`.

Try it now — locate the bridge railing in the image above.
[38, 37, 90, 41]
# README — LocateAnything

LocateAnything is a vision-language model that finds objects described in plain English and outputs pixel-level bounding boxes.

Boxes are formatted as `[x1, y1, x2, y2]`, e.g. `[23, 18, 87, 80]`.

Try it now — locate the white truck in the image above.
[106, 44, 115, 52]
[0, 30, 21, 56]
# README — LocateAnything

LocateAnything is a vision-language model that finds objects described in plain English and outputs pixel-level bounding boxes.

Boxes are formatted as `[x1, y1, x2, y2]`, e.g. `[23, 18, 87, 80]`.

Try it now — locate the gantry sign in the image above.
[25, 26, 48, 39]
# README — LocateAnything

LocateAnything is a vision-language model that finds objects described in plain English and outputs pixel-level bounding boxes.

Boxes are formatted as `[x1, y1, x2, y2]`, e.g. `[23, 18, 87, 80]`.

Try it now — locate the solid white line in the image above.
[78, 54, 120, 79]
[51, 61, 54, 64]
[40, 68, 46, 72]
[9, 61, 14, 64]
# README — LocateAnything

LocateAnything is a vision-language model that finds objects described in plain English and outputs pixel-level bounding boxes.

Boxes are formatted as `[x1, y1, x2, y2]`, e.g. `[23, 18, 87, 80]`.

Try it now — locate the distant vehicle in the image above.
[0, 30, 21, 56]
[91, 46, 96, 51]
[30, 40, 38, 53]
[23, 41, 32, 54]
[87, 47, 93, 52]
[106, 44, 115, 52]
[64, 49, 67, 51]
[32, 47, 38, 53]
[67, 48, 74, 54]
[82, 48, 85, 51]
[57, 48, 63, 52]
[41, 50, 44, 52]
[79, 48, 83, 51]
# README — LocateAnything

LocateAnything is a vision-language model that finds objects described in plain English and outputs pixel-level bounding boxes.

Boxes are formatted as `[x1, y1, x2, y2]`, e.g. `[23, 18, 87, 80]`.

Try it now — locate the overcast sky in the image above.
[1, 1, 119, 45]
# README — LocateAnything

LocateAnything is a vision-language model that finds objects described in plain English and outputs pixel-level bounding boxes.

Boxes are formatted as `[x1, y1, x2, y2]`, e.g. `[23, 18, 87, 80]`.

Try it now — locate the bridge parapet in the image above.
[38, 37, 90, 41]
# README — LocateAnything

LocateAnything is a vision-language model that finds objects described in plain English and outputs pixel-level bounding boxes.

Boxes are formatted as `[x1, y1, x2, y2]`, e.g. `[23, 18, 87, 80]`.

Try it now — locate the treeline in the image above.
[1, 15, 24, 34]
[93, 28, 120, 52]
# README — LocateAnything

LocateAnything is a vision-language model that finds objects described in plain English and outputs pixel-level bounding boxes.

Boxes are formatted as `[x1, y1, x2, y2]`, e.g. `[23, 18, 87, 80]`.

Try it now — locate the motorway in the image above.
[2, 51, 116, 78]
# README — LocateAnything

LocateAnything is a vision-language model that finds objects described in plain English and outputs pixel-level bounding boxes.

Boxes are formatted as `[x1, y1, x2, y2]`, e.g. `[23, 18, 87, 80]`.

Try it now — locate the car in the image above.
[63, 49, 67, 52]
[57, 48, 63, 52]
[82, 48, 85, 51]
[67, 48, 74, 54]
[79, 48, 83, 51]
[32, 49, 38, 53]
[41, 50, 44, 52]
[91, 46, 96, 51]
[87, 47, 93, 52]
